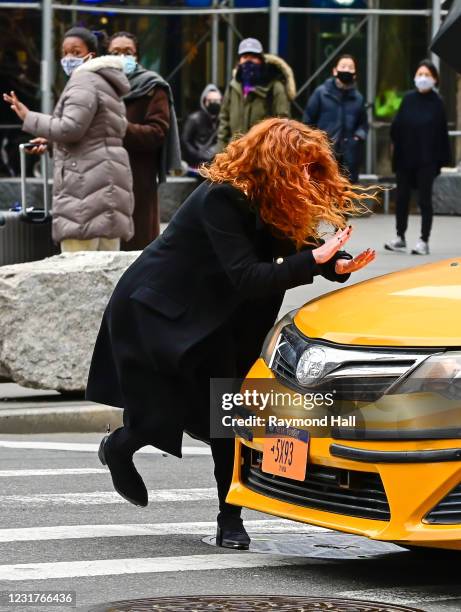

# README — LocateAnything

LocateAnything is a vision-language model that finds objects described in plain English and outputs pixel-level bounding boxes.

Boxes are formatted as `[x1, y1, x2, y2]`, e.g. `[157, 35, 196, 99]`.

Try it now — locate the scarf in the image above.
[125, 65, 182, 183]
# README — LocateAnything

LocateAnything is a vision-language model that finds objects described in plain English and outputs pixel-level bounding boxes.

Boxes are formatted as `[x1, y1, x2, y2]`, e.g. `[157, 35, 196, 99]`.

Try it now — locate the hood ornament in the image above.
[296, 346, 327, 386]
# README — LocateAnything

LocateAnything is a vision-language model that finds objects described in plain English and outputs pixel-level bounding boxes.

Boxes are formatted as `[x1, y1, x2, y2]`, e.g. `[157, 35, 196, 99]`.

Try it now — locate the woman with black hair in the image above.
[108, 32, 181, 250]
[385, 59, 450, 255]
[3, 26, 134, 252]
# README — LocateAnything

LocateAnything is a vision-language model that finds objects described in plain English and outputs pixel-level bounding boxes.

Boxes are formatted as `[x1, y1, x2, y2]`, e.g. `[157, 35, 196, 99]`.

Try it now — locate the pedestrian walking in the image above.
[303, 55, 368, 184]
[86, 117, 376, 550]
[217, 38, 295, 150]
[385, 60, 450, 255]
[108, 31, 182, 250]
[181, 84, 222, 172]
[3, 27, 134, 253]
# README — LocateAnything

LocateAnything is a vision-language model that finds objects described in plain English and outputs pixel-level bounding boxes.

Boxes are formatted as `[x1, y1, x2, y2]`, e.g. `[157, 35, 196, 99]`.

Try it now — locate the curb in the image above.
[0, 404, 123, 434]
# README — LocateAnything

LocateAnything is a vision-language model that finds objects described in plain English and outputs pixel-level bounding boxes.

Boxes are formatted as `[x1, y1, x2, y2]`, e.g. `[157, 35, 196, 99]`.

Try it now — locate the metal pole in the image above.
[269, 0, 279, 54]
[366, 2, 378, 174]
[0, 2, 39, 7]
[211, 1, 219, 85]
[41, 0, 54, 114]
[52, 3, 268, 16]
[431, 0, 442, 69]
[225, 0, 235, 84]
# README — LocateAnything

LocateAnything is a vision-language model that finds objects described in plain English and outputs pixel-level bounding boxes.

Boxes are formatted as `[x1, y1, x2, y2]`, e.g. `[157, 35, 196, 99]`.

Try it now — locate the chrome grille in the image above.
[242, 447, 390, 521]
[271, 325, 432, 402]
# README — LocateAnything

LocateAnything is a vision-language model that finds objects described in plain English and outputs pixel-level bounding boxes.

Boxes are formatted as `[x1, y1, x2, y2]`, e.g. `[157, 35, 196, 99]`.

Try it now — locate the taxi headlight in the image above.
[260, 309, 297, 367]
[387, 351, 461, 399]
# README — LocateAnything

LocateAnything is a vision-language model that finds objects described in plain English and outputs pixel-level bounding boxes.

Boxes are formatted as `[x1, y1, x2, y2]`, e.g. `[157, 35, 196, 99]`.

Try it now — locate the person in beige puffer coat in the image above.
[3, 27, 134, 252]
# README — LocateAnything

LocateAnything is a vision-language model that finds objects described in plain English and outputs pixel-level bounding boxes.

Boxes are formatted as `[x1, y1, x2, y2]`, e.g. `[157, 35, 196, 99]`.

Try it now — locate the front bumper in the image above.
[226, 358, 461, 550]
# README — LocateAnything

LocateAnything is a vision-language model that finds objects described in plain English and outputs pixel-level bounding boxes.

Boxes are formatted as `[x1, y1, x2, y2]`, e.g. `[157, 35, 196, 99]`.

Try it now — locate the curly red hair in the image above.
[200, 118, 375, 248]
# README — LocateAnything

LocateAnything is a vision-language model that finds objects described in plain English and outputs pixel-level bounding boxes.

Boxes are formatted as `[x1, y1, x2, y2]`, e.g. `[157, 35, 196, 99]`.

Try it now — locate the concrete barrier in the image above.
[0, 176, 199, 222]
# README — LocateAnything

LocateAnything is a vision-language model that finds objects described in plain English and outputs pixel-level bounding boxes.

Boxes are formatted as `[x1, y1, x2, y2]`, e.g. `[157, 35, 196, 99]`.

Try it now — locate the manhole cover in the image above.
[202, 532, 403, 560]
[89, 595, 423, 611]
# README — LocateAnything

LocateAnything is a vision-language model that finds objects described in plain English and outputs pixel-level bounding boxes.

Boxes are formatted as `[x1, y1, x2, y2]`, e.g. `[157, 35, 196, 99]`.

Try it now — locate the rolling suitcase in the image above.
[0, 144, 57, 266]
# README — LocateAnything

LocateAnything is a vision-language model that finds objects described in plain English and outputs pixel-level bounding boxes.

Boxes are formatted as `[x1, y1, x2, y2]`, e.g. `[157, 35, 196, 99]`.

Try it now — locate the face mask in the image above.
[414, 75, 435, 92]
[206, 102, 221, 116]
[336, 70, 355, 85]
[239, 60, 263, 86]
[121, 55, 137, 75]
[60, 56, 86, 77]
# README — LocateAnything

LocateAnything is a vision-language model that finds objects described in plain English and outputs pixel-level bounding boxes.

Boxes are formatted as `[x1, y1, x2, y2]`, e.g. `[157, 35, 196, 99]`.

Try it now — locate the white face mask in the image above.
[414, 75, 435, 92]
[120, 55, 137, 75]
[60, 54, 91, 77]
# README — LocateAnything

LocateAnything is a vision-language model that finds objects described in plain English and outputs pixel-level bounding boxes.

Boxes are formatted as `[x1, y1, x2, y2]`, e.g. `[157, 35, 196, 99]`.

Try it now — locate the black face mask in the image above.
[206, 102, 221, 116]
[238, 60, 263, 86]
[336, 70, 355, 85]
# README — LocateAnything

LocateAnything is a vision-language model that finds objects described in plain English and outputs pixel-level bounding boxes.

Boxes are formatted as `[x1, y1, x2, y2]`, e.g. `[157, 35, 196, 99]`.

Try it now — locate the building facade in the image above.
[0, 0, 456, 176]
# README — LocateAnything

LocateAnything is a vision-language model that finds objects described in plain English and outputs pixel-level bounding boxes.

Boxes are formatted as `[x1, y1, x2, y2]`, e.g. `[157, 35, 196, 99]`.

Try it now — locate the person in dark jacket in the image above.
[86, 118, 376, 550]
[108, 31, 182, 250]
[181, 84, 222, 171]
[303, 55, 368, 183]
[385, 60, 450, 256]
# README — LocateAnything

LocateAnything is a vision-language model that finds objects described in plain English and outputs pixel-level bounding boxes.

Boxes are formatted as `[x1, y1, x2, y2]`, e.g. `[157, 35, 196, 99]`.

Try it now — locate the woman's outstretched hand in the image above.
[312, 226, 352, 264]
[3, 91, 29, 121]
[335, 248, 376, 274]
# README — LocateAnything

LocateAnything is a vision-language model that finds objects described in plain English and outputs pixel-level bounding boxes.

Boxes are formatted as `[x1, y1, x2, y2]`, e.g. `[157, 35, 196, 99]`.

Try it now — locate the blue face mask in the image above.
[121, 55, 137, 75]
[60, 56, 86, 77]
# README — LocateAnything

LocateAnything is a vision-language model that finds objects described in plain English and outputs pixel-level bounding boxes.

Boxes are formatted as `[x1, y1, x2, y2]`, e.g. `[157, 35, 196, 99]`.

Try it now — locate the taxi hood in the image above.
[294, 259, 461, 348]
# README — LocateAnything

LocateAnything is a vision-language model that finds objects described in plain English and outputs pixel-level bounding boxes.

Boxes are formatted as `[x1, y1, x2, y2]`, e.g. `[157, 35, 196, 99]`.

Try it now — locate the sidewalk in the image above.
[1, 213, 460, 434]
[0, 383, 122, 434]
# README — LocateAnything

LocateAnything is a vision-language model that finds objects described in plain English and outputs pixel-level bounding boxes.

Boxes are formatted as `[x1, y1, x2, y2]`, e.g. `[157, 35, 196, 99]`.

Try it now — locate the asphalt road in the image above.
[0, 433, 460, 612]
[1, 214, 461, 611]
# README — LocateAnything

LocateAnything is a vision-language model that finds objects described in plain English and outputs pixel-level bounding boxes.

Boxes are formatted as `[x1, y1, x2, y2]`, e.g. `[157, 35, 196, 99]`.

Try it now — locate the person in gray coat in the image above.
[3, 27, 134, 252]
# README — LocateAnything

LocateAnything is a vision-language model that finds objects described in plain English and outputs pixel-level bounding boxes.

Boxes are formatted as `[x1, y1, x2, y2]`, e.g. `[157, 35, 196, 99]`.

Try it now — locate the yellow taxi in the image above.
[227, 258, 461, 551]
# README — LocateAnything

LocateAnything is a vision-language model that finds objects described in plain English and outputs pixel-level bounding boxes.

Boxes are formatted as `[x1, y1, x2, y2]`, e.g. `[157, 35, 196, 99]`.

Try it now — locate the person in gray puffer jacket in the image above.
[181, 84, 222, 170]
[3, 27, 134, 252]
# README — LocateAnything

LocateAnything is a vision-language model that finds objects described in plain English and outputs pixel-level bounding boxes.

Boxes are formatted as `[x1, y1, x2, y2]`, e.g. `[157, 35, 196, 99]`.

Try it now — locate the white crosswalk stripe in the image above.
[0, 487, 216, 506]
[0, 438, 325, 589]
[0, 520, 325, 543]
[0, 468, 107, 477]
[0, 440, 210, 455]
[339, 589, 461, 605]
[0, 553, 308, 581]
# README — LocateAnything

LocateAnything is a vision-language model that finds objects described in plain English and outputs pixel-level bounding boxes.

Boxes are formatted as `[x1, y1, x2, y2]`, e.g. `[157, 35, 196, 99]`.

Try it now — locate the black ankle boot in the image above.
[98, 432, 148, 507]
[216, 514, 250, 550]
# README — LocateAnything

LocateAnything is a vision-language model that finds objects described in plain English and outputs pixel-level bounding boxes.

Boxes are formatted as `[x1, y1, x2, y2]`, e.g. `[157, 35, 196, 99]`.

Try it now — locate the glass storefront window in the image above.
[0, 6, 41, 175]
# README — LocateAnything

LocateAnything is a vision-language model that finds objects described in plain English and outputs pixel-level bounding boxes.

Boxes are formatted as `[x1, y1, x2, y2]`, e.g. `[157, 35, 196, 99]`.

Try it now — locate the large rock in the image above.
[0, 251, 140, 392]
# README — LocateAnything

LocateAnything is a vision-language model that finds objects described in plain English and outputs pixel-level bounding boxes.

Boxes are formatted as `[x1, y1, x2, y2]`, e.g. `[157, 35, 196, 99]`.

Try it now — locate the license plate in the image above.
[262, 426, 309, 482]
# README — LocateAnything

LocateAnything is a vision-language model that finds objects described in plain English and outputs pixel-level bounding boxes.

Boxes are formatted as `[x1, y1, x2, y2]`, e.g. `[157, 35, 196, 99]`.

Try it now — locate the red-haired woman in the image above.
[86, 118, 376, 549]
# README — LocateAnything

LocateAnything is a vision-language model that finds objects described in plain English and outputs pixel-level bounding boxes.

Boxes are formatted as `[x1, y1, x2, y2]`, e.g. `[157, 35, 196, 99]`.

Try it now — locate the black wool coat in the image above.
[181, 109, 218, 167]
[390, 90, 450, 174]
[86, 181, 351, 457]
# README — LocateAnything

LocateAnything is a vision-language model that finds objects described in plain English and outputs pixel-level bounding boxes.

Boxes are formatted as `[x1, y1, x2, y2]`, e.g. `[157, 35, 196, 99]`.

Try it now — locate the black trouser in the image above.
[110, 322, 241, 519]
[395, 166, 437, 243]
